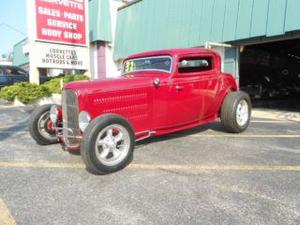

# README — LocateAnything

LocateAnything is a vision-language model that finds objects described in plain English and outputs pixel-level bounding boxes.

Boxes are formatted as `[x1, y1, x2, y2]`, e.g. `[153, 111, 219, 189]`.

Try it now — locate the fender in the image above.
[215, 73, 238, 116]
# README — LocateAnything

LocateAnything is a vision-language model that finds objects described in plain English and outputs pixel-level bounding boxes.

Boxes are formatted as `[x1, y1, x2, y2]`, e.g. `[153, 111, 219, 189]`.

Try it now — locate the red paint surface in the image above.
[64, 48, 238, 142]
[35, 0, 87, 45]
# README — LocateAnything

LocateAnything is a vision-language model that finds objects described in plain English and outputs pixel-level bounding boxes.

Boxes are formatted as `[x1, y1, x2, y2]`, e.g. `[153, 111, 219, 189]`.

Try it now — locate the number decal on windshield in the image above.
[125, 61, 135, 73]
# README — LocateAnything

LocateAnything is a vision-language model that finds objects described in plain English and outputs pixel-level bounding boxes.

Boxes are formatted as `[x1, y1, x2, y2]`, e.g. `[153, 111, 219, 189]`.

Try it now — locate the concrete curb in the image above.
[0, 94, 62, 109]
[252, 109, 300, 122]
[33, 93, 62, 106]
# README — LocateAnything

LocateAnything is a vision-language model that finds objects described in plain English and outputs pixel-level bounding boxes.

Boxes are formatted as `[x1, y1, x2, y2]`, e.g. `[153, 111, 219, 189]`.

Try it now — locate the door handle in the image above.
[175, 85, 183, 91]
[153, 78, 160, 87]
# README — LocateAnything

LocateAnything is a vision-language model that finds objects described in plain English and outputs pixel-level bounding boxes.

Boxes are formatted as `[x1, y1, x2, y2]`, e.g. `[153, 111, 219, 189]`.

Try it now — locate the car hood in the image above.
[63, 75, 157, 95]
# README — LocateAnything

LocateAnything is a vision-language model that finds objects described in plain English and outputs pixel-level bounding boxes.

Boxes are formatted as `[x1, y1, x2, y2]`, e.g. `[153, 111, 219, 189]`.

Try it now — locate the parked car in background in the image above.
[0, 66, 29, 88]
[28, 48, 251, 175]
[0, 65, 49, 89]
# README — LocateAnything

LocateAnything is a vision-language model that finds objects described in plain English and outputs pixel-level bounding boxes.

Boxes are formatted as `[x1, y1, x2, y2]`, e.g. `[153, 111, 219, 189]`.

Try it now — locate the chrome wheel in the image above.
[95, 124, 130, 167]
[236, 99, 249, 127]
[37, 111, 56, 140]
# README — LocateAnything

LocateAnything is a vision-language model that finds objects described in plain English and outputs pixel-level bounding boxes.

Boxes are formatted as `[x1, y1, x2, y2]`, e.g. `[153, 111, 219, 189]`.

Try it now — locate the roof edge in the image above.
[118, 0, 142, 11]
[13, 38, 28, 47]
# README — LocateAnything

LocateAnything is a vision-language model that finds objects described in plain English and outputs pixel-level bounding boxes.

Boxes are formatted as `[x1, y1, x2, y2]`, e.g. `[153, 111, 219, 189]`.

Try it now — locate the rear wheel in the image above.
[28, 104, 58, 145]
[81, 114, 135, 175]
[220, 91, 251, 133]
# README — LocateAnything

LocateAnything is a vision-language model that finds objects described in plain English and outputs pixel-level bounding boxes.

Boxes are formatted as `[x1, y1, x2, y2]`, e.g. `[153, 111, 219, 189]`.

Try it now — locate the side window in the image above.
[5, 68, 13, 75]
[178, 57, 213, 74]
[13, 69, 27, 76]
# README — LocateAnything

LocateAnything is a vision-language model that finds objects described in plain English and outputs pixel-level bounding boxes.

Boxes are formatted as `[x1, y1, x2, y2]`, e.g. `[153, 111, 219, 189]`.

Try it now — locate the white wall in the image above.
[89, 42, 98, 79]
[0, 61, 13, 66]
[105, 44, 120, 78]
[105, 0, 124, 78]
[47, 69, 64, 77]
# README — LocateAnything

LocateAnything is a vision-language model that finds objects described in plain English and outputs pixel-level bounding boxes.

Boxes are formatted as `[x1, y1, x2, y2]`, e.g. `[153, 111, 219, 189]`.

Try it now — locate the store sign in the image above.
[35, 0, 87, 46]
[35, 42, 89, 69]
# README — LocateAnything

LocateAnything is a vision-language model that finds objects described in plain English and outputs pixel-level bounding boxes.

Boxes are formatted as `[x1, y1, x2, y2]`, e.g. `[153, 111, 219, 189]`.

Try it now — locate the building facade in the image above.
[13, 0, 300, 100]
[113, 0, 300, 102]
[114, 0, 300, 59]
[13, 38, 29, 70]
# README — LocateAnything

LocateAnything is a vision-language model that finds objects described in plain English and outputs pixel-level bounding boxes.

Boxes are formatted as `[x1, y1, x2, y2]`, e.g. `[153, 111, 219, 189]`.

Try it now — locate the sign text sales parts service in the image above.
[36, 0, 87, 46]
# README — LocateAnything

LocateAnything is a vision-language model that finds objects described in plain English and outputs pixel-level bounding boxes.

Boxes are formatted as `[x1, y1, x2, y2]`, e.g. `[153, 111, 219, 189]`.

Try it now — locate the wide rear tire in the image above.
[28, 104, 58, 145]
[81, 114, 135, 175]
[220, 91, 251, 133]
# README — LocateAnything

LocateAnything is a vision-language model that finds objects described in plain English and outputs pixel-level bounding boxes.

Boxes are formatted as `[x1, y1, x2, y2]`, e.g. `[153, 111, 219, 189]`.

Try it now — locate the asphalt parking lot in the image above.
[0, 106, 299, 225]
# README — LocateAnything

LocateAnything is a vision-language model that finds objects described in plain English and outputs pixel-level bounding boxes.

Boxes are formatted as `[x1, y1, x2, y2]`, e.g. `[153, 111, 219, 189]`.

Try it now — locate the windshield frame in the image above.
[122, 55, 173, 75]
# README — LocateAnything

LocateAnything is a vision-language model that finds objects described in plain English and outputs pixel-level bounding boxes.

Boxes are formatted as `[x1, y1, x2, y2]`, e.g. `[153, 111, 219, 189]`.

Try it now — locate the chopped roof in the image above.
[125, 48, 219, 60]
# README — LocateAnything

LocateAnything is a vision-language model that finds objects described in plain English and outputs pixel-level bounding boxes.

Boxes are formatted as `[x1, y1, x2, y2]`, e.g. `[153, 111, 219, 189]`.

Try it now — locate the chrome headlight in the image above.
[78, 111, 91, 132]
[50, 105, 58, 123]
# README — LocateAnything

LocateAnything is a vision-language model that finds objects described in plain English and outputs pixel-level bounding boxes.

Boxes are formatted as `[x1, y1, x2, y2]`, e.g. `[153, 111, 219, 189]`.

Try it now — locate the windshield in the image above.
[122, 56, 172, 75]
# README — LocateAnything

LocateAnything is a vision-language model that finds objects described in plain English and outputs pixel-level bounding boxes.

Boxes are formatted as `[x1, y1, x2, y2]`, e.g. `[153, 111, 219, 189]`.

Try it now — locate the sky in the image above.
[0, 0, 27, 57]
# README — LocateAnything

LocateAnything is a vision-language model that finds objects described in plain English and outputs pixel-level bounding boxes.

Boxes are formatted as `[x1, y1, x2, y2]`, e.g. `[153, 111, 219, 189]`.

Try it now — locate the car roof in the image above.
[125, 48, 219, 60]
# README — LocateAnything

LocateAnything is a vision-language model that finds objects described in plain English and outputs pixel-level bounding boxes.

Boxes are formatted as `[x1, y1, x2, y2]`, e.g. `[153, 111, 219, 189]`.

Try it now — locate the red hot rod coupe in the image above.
[28, 48, 251, 174]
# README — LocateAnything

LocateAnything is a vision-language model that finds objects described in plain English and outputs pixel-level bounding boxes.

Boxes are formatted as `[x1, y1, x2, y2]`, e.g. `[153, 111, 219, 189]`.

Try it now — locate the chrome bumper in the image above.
[54, 125, 82, 151]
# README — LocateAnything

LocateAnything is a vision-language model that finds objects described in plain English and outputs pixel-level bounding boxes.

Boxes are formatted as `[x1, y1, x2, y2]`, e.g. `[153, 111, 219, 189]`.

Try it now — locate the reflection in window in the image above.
[179, 57, 213, 74]
[0, 76, 8, 83]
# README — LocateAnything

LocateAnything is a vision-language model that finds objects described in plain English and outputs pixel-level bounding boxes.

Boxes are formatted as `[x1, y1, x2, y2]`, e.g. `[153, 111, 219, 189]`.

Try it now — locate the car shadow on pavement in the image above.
[0, 107, 33, 142]
[0, 122, 28, 142]
[136, 121, 225, 149]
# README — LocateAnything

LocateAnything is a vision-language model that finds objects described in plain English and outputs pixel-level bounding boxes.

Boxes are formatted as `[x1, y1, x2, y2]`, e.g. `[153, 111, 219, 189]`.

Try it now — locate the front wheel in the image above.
[28, 104, 58, 145]
[81, 114, 135, 175]
[220, 91, 251, 133]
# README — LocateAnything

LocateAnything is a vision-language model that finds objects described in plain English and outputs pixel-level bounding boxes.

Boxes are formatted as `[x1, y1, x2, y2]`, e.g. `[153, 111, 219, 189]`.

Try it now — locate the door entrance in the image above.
[205, 42, 240, 86]
[239, 38, 300, 112]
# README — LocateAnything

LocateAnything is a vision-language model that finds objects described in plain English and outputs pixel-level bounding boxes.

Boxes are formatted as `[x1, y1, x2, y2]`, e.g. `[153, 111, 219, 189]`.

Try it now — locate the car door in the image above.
[167, 54, 218, 127]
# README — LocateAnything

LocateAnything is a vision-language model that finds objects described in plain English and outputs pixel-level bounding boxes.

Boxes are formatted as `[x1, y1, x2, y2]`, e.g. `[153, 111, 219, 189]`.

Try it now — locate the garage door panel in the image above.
[222, 0, 240, 42]
[199, 1, 215, 44]
[266, 0, 287, 36]
[250, 0, 269, 37]
[188, 0, 204, 46]
[235, 0, 254, 40]
[210, 0, 226, 42]
[285, 0, 300, 32]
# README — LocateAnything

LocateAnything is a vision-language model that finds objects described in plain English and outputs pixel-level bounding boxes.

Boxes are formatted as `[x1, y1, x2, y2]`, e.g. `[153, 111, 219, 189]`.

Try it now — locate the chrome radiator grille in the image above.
[62, 89, 80, 146]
